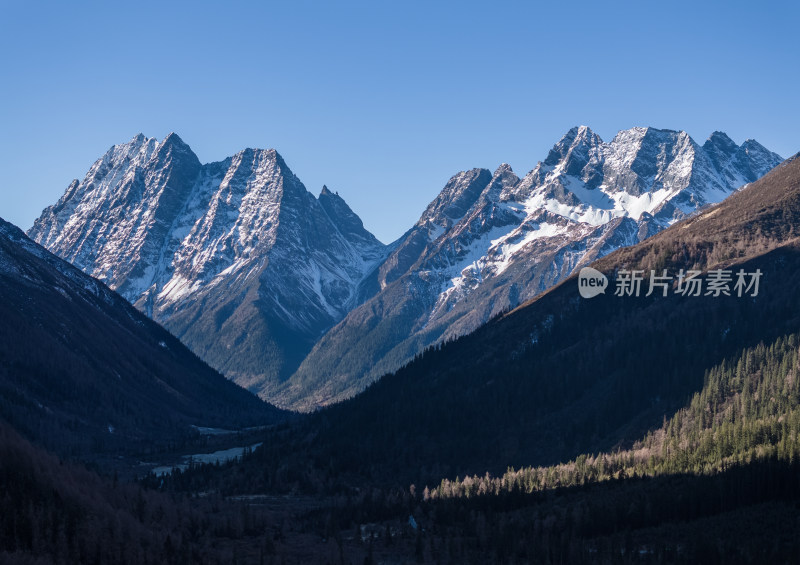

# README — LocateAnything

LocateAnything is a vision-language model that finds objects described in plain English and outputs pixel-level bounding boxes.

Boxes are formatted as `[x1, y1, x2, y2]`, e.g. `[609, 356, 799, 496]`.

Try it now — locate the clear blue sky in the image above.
[1, 0, 797, 244]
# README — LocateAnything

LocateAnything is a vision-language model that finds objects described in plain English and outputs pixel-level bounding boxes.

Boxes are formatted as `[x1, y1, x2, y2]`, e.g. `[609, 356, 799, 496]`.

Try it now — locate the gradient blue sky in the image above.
[1, 0, 797, 243]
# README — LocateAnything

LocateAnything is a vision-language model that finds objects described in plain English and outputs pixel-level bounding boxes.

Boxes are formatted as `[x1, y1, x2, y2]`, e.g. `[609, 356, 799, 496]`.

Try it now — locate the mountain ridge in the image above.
[276, 125, 783, 410]
[30, 127, 783, 407]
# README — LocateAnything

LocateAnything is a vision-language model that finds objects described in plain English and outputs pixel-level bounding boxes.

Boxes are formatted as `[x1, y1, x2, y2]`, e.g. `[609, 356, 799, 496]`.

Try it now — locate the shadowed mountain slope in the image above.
[0, 218, 282, 458]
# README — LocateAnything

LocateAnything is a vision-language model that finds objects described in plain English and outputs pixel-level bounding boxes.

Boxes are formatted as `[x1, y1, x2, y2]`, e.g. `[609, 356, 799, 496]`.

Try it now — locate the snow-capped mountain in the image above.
[276, 126, 783, 410]
[29, 134, 387, 393]
[31, 127, 782, 408]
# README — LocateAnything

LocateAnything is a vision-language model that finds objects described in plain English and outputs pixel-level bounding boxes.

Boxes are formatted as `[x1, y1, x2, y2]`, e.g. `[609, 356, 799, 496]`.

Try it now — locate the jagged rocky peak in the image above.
[104, 132, 161, 165]
[373, 169, 496, 289]
[488, 163, 520, 191]
[204, 146, 299, 215]
[110, 131, 156, 154]
[318, 185, 382, 246]
[233, 146, 292, 175]
[500, 162, 546, 202]
[701, 133, 783, 185]
[159, 131, 191, 151]
[603, 127, 691, 196]
[703, 131, 739, 171]
[418, 168, 493, 227]
[29, 133, 171, 262]
[705, 130, 738, 152]
[543, 125, 604, 176]
[608, 125, 684, 151]
[737, 139, 783, 181]
[465, 164, 522, 221]
[740, 138, 772, 155]
[225, 146, 286, 177]
[142, 132, 202, 205]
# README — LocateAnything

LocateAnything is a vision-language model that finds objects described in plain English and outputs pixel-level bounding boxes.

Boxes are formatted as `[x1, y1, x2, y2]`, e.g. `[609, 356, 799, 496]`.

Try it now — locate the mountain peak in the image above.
[489, 163, 520, 194]
[543, 125, 603, 174]
[147, 133, 201, 184]
[741, 138, 771, 153]
[702, 131, 740, 172]
[279, 126, 784, 410]
[153, 132, 199, 167]
[233, 147, 282, 161]
[29, 127, 784, 412]
[704, 131, 738, 154]
[161, 131, 188, 147]
[546, 126, 601, 155]
[707, 130, 735, 145]
[562, 125, 600, 144]
[419, 168, 493, 225]
[612, 126, 681, 145]
[224, 148, 296, 186]
[264, 148, 291, 173]
[494, 163, 514, 175]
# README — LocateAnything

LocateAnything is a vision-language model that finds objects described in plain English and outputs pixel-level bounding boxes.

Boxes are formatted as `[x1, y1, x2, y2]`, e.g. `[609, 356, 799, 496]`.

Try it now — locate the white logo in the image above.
[578, 267, 608, 299]
[577, 267, 763, 299]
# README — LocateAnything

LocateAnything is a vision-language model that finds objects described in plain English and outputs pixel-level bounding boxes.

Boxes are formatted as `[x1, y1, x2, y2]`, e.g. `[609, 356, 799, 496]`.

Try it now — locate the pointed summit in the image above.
[153, 132, 201, 172]
[734, 140, 784, 183]
[706, 131, 737, 149]
[544, 126, 601, 160]
[318, 186, 378, 246]
[158, 132, 193, 154]
[741, 138, 772, 155]
[544, 126, 603, 176]
[703, 131, 739, 171]
[162, 131, 186, 145]
[419, 168, 493, 225]
[486, 163, 520, 196]
[493, 163, 514, 175]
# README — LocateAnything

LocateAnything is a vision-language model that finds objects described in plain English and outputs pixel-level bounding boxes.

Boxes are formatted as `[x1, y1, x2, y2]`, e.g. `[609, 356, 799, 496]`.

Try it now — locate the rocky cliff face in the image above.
[29, 134, 387, 392]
